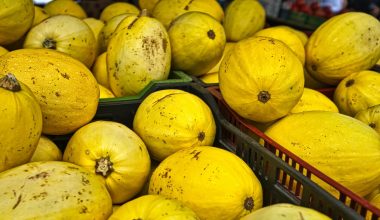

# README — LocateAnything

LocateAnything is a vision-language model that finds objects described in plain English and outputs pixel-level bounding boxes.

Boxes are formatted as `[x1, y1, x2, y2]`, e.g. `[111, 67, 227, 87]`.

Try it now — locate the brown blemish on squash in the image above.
[299, 212, 305, 220]
[28, 172, 49, 180]
[198, 131, 205, 141]
[184, 0, 194, 10]
[162, 38, 168, 52]
[12, 194, 22, 209]
[369, 122, 376, 128]
[345, 79, 355, 87]
[60, 72, 70, 80]
[0, 73, 21, 92]
[55, 92, 60, 97]
[244, 197, 254, 211]
[207, 30, 215, 40]
[81, 176, 90, 185]
[258, 91, 271, 103]
[311, 64, 317, 71]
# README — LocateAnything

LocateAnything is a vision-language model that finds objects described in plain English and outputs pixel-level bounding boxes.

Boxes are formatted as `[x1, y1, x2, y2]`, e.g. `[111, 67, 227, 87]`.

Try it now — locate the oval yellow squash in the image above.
[30, 135, 62, 162]
[109, 195, 199, 220]
[107, 11, 171, 97]
[99, 84, 115, 99]
[0, 161, 112, 219]
[223, 0, 266, 42]
[133, 89, 216, 161]
[83, 17, 104, 43]
[0, 0, 34, 45]
[169, 11, 226, 76]
[334, 70, 380, 116]
[149, 146, 263, 220]
[206, 42, 235, 75]
[44, 0, 87, 19]
[355, 104, 380, 134]
[277, 25, 309, 46]
[219, 36, 304, 123]
[263, 111, 380, 197]
[200, 72, 219, 84]
[32, 6, 50, 27]
[306, 12, 380, 85]
[92, 52, 109, 89]
[99, 2, 140, 22]
[63, 121, 151, 204]
[152, 0, 224, 29]
[290, 88, 338, 114]
[240, 203, 331, 220]
[0, 73, 43, 172]
[138, 0, 160, 14]
[0, 46, 8, 56]
[0, 49, 99, 135]
[24, 15, 96, 68]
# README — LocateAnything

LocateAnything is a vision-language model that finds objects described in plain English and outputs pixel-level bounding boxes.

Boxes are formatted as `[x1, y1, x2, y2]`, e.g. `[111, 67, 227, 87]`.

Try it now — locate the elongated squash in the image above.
[355, 104, 380, 134]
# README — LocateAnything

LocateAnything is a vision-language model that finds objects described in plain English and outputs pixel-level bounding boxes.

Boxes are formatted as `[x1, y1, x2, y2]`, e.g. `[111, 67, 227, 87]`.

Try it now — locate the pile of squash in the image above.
[0, 0, 379, 219]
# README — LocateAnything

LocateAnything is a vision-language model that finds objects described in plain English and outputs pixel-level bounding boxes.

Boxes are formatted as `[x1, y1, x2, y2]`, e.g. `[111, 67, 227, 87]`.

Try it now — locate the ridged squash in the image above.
[355, 104, 380, 134]
[0, 0, 34, 45]
[333, 70, 380, 116]
[92, 52, 109, 89]
[138, 0, 160, 14]
[30, 135, 62, 162]
[263, 111, 380, 197]
[290, 88, 338, 114]
[23, 15, 96, 68]
[107, 11, 171, 97]
[200, 72, 218, 84]
[99, 84, 115, 99]
[276, 25, 308, 46]
[223, 0, 265, 42]
[149, 146, 263, 220]
[83, 18, 104, 42]
[240, 203, 331, 220]
[152, 0, 224, 29]
[97, 13, 134, 53]
[109, 195, 199, 220]
[219, 36, 304, 123]
[99, 2, 140, 22]
[0, 49, 99, 135]
[33, 6, 50, 27]
[133, 89, 216, 161]
[0, 161, 112, 219]
[254, 26, 305, 65]
[0, 46, 8, 56]
[206, 42, 235, 74]
[44, 0, 87, 19]
[169, 11, 226, 76]
[0, 73, 42, 172]
[63, 121, 151, 204]
[306, 12, 380, 85]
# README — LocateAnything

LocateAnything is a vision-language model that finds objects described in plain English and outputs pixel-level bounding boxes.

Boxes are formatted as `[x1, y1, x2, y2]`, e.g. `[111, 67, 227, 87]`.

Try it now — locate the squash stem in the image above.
[244, 197, 254, 211]
[95, 156, 113, 177]
[0, 73, 21, 92]
[42, 38, 57, 49]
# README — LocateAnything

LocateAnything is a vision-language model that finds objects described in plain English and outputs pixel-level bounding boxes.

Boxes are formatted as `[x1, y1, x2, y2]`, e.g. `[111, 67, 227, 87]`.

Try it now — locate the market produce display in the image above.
[0, 0, 380, 219]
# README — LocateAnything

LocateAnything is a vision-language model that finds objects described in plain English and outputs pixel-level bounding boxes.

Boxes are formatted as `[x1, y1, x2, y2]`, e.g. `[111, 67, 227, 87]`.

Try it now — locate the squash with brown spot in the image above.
[355, 104, 380, 134]
[0, 73, 43, 172]
[0, 161, 112, 219]
[23, 15, 96, 68]
[0, 48, 99, 135]
[149, 146, 263, 220]
[133, 89, 216, 161]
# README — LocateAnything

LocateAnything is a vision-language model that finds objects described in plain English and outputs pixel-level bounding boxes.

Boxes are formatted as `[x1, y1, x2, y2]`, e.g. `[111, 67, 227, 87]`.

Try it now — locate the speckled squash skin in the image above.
[0, 73, 43, 172]
[152, 0, 224, 29]
[109, 195, 199, 220]
[107, 11, 171, 97]
[149, 146, 263, 220]
[0, 0, 34, 45]
[43, 0, 87, 19]
[0, 49, 99, 135]
[133, 89, 216, 161]
[0, 161, 112, 219]
[32, 6, 50, 27]
[290, 88, 338, 114]
[219, 36, 304, 123]
[355, 104, 380, 134]
[305, 12, 380, 85]
[99, 2, 139, 22]
[23, 15, 96, 68]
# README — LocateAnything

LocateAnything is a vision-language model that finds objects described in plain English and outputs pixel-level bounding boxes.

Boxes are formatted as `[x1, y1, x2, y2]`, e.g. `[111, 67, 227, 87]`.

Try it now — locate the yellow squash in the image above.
[97, 13, 134, 53]
[290, 88, 338, 114]
[109, 195, 199, 220]
[92, 52, 109, 89]
[306, 12, 380, 85]
[138, 0, 160, 14]
[44, 0, 87, 19]
[0, 0, 34, 45]
[0, 161, 112, 219]
[240, 203, 331, 220]
[133, 89, 216, 161]
[254, 26, 305, 65]
[63, 121, 151, 204]
[355, 104, 380, 134]
[32, 6, 50, 27]
[100, 2, 139, 22]
[30, 135, 62, 162]
[99, 84, 115, 99]
[0, 49, 99, 135]
[83, 18, 104, 42]
[152, 0, 224, 29]
[149, 146, 263, 220]
[107, 11, 171, 97]
[0, 46, 8, 56]
[206, 42, 235, 74]
[0, 73, 42, 172]
[24, 14, 96, 68]
[277, 25, 309, 46]
[334, 70, 380, 116]
[263, 111, 380, 198]
[200, 72, 218, 84]
[223, 0, 265, 42]
[219, 36, 304, 123]
[169, 11, 226, 76]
